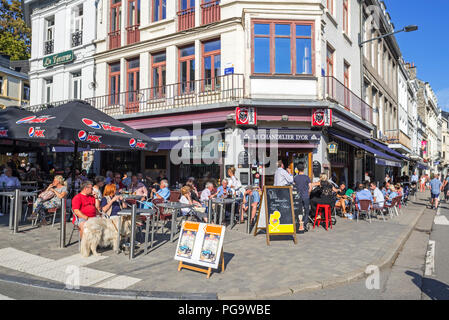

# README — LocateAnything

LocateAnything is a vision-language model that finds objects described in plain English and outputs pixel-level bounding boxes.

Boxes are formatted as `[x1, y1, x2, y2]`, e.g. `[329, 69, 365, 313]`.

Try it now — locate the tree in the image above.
[0, 0, 31, 60]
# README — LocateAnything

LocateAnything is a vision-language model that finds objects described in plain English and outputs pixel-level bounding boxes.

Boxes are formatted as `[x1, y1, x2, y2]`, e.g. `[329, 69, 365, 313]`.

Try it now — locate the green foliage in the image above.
[0, 0, 31, 60]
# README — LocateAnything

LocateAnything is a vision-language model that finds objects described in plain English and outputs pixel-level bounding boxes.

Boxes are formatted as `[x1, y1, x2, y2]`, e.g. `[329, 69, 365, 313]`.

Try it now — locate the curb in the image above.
[0, 202, 427, 300]
[0, 273, 217, 300]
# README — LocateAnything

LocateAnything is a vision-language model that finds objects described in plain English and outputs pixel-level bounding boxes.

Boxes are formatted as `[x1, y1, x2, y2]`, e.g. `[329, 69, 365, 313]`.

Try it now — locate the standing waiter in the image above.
[274, 160, 293, 186]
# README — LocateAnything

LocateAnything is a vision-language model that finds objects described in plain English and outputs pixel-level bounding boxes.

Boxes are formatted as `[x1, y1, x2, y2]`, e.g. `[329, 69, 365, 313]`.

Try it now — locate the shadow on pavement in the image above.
[406, 270, 449, 300]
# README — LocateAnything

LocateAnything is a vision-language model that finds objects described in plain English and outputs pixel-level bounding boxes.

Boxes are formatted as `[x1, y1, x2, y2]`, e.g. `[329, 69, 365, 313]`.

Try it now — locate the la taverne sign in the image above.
[43, 50, 75, 68]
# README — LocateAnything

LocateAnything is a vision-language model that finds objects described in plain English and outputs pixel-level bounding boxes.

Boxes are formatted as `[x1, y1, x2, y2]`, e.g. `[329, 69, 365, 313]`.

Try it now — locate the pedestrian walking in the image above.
[430, 173, 443, 210]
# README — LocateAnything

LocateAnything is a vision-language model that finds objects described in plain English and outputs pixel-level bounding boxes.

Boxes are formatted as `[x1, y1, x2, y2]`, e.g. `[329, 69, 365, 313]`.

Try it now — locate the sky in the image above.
[384, 0, 449, 110]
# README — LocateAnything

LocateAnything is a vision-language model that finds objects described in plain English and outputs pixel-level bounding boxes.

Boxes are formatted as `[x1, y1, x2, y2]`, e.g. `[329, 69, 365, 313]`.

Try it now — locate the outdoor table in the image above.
[117, 205, 157, 260]
[210, 198, 238, 228]
[155, 202, 194, 242]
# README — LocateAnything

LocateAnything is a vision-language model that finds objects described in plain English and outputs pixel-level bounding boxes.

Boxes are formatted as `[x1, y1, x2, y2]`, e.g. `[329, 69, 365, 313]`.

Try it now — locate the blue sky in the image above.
[384, 0, 449, 110]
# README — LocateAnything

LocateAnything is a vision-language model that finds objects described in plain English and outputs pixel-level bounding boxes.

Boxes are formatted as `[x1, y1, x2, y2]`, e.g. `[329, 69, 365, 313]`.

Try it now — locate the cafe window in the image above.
[252, 20, 314, 75]
[202, 39, 221, 91]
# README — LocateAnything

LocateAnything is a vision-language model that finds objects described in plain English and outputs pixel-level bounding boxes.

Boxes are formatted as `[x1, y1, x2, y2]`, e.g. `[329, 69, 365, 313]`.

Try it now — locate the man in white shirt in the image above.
[370, 182, 384, 209]
[200, 182, 215, 203]
[0, 168, 21, 189]
[274, 160, 293, 186]
[411, 172, 419, 183]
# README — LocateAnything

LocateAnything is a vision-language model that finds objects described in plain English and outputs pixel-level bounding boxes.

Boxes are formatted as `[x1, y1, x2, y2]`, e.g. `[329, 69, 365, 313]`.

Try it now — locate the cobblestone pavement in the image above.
[0, 192, 429, 298]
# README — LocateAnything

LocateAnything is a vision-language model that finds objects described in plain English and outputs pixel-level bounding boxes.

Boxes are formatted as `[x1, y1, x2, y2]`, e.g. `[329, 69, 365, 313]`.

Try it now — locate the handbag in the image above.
[38, 190, 55, 201]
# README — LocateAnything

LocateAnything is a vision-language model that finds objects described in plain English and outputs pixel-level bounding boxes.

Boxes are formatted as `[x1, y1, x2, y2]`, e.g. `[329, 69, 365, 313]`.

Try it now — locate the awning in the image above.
[330, 132, 403, 165]
[375, 158, 402, 168]
[146, 128, 225, 150]
[417, 162, 429, 170]
[369, 139, 410, 160]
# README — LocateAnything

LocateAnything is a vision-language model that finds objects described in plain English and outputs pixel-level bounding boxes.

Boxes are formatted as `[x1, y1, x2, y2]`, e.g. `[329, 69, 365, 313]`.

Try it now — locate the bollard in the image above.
[13, 189, 21, 234]
[247, 194, 252, 234]
[60, 198, 66, 248]
[9, 194, 15, 230]
[129, 204, 137, 260]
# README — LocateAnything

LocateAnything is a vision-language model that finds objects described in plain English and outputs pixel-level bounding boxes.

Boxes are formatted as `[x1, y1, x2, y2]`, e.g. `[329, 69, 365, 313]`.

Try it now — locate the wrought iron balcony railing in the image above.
[177, 7, 195, 31]
[71, 30, 83, 47]
[324, 76, 372, 123]
[28, 74, 244, 117]
[126, 25, 140, 45]
[201, 0, 220, 25]
[44, 40, 54, 55]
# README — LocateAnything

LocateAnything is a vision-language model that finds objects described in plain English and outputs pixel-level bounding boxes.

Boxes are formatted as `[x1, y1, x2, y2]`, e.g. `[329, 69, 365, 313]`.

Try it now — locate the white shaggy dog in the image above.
[80, 216, 132, 257]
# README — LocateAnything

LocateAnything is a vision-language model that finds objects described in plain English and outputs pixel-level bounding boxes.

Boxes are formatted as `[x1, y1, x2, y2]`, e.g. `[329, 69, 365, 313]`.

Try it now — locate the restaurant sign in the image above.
[43, 50, 75, 68]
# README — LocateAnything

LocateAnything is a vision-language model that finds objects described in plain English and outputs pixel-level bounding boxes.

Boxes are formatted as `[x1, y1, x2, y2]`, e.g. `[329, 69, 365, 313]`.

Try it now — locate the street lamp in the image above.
[359, 25, 418, 47]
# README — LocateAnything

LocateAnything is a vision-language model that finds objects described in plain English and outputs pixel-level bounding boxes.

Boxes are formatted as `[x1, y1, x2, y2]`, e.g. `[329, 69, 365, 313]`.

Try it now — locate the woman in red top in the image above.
[72, 181, 98, 238]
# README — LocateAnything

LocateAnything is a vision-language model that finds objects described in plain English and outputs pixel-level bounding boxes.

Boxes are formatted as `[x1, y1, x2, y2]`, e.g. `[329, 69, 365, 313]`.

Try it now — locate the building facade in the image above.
[0, 55, 30, 109]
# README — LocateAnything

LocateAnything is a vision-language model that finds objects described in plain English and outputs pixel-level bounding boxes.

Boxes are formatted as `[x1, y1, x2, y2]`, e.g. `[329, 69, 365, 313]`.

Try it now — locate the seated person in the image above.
[30, 175, 67, 225]
[128, 175, 148, 201]
[179, 186, 208, 223]
[72, 181, 99, 238]
[370, 182, 385, 209]
[151, 179, 170, 201]
[354, 182, 373, 217]
[385, 185, 398, 205]
[241, 186, 260, 223]
[100, 184, 127, 217]
[310, 174, 339, 220]
[334, 183, 348, 214]
[200, 182, 216, 204]
[214, 179, 233, 198]
[0, 167, 21, 189]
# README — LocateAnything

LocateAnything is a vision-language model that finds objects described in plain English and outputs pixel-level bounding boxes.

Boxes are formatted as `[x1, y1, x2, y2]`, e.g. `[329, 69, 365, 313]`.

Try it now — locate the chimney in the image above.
[0, 54, 11, 69]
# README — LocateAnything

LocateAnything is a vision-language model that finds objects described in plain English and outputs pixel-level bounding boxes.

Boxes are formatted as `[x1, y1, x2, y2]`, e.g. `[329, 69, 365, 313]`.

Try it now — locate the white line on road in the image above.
[434, 214, 449, 225]
[425, 240, 436, 276]
[0, 248, 141, 290]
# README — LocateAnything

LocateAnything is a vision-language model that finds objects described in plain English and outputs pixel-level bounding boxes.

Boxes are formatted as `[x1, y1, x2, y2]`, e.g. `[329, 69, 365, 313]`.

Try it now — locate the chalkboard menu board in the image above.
[254, 186, 297, 245]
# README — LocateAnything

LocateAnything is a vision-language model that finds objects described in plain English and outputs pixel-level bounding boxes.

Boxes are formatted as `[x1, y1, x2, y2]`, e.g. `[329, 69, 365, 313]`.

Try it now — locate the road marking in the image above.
[0, 248, 141, 290]
[0, 294, 14, 300]
[434, 215, 449, 225]
[424, 240, 436, 276]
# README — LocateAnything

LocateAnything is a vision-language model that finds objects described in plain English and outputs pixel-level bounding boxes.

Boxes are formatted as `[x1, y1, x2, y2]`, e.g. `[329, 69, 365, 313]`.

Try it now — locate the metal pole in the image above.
[9, 194, 14, 230]
[247, 194, 252, 234]
[208, 199, 212, 223]
[13, 189, 21, 234]
[60, 198, 66, 248]
[130, 204, 137, 260]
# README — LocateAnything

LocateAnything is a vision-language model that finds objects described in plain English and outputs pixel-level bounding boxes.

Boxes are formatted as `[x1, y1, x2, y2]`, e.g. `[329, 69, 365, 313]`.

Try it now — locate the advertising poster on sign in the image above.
[174, 222, 226, 270]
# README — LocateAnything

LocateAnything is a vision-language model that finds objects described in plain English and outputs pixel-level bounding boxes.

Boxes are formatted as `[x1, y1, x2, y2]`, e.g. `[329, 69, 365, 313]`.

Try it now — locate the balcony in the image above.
[29, 74, 244, 116]
[201, 0, 220, 25]
[324, 76, 372, 123]
[108, 30, 121, 50]
[44, 40, 54, 55]
[71, 30, 83, 47]
[383, 129, 412, 151]
[177, 7, 195, 31]
[126, 25, 140, 45]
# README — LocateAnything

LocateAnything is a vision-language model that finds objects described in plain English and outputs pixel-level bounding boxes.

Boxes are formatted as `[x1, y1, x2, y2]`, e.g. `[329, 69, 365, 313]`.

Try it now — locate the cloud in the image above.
[436, 88, 449, 110]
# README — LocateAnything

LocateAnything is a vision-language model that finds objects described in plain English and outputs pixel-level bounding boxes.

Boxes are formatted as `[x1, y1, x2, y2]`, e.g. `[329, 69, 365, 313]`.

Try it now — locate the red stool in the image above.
[313, 204, 332, 231]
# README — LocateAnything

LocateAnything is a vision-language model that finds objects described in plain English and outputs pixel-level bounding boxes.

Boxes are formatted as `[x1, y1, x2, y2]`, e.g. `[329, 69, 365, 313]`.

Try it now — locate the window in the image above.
[326, 45, 334, 77]
[153, 0, 166, 22]
[252, 20, 314, 75]
[126, 58, 140, 112]
[202, 39, 221, 91]
[45, 78, 53, 103]
[179, 45, 195, 94]
[327, 0, 333, 15]
[72, 5, 83, 47]
[45, 17, 55, 54]
[0, 76, 3, 95]
[343, 61, 350, 108]
[127, 0, 140, 44]
[151, 51, 166, 98]
[109, 62, 121, 105]
[343, 0, 349, 34]
[110, 0, 122, 49]
[23, 83, 30, 101]
[72, 71, 82, 99]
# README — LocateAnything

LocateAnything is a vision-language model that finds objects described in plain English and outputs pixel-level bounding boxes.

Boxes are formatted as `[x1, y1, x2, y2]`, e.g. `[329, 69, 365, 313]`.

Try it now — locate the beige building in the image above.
[0, 55, 30, 109]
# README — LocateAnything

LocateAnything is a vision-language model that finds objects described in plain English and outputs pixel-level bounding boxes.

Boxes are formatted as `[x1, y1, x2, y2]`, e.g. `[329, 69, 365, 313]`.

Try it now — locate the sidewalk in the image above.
[0, 192, 429, 299]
